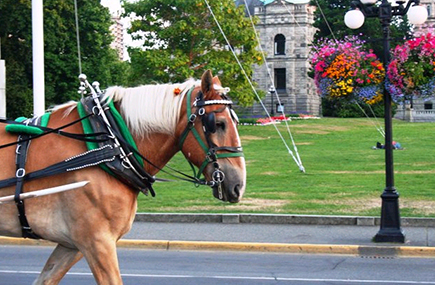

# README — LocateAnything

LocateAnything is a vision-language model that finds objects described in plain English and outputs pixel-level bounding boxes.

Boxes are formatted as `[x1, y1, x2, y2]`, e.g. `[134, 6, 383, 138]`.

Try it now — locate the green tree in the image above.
[309, 0, 412, 60]
[123, 0, 263, 106]
[0, 0, 129, 118]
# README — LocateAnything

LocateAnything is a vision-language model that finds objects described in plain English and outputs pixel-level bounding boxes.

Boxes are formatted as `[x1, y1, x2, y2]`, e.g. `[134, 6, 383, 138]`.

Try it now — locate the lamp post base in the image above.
[374, 228, 405, 243]
[374, 189, 405, 243]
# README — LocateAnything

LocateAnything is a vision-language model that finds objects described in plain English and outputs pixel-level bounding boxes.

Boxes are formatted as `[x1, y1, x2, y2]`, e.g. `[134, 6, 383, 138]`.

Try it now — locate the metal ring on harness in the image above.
[16, 168, 26, 178]
[121, 160, 132, 169]
[212, 169, 225, 183]
[92, 106, 101, 116]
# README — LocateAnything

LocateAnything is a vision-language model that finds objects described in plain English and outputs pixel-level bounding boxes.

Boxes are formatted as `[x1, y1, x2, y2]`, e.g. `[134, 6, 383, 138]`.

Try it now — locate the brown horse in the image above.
[0, 70, 246, 284]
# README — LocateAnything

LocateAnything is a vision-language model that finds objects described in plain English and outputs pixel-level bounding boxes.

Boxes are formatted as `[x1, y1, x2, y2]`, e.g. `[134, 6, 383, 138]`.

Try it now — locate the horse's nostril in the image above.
[234, 184, 240, 197]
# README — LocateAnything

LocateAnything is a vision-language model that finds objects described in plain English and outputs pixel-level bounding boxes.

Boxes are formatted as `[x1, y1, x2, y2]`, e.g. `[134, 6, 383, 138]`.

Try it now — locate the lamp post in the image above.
[269, 86, 276, 116]
[344, 0, 427, 243]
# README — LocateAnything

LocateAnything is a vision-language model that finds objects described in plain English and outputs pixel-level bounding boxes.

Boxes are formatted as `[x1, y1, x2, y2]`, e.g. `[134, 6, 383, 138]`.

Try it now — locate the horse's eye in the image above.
[216, 121, 226, 131]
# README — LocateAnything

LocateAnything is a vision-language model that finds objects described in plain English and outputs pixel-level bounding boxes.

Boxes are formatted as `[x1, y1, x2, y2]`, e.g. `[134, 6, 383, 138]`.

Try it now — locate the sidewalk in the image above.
[2, 213, 435, 257]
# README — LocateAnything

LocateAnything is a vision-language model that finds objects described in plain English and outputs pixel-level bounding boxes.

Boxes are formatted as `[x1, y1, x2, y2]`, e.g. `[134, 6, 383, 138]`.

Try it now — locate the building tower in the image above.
[243, 0, 320, 116]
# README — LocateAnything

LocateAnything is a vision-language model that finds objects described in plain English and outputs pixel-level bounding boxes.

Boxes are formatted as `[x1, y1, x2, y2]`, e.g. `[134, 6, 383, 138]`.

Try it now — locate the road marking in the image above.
[1, 270, 435, 284]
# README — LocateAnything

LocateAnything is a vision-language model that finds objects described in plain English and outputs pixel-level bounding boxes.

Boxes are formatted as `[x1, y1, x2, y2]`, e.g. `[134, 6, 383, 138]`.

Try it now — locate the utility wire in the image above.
[243, 0, 305, 171]
[355, 102, 385, 138]
[74, 0, 82, 75]
[203, 0, 305, 172]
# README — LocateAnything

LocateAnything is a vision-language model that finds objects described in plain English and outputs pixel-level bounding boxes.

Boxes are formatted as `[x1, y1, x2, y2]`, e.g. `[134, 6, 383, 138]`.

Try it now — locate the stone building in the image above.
[237, 0, 320, 116]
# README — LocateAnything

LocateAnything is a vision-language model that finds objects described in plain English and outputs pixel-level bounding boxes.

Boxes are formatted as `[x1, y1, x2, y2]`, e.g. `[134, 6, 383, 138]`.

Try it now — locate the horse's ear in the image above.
[201, 70, 213, 95]
[212, 76, 222, 86]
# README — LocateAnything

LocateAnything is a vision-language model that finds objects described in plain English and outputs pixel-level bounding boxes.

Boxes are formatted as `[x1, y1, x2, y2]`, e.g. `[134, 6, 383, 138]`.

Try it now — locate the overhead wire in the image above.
[243, 0, 304, 171]
[355, 101, 385, 138]
[74, 0, 82, 75]
[203, 0, 305, 172]
[366, 102, 385, 136]
[313, 0, 336, 40]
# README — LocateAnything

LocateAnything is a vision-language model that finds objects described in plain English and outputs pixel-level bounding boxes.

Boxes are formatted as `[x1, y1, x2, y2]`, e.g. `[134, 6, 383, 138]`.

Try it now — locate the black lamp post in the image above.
[344, 0, 427, 243]
[269, 86, 276, 116]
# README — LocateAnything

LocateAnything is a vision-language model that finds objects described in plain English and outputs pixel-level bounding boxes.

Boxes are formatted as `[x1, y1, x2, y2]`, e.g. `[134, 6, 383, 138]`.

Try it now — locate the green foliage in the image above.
[122, 0, 263, 106]
[0, 0, 130, 118]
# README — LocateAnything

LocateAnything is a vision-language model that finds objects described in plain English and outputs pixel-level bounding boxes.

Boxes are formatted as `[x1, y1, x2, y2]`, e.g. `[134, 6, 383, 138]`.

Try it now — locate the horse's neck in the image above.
[133, 133, 179, 175]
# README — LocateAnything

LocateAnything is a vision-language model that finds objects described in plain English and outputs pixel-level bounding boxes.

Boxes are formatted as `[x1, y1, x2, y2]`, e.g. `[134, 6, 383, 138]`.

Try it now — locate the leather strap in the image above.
[14, 121, 42, 239]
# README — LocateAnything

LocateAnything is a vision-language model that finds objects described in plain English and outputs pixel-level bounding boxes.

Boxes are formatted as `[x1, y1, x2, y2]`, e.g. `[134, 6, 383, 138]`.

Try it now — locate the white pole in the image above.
[0, 181, 89, 204]
[0, 59, 5, 118]
[32, 0, 45, 116]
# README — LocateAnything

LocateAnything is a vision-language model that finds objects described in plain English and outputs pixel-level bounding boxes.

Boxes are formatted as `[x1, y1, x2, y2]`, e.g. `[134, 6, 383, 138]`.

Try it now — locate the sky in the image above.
[100, 0, 136, 60]
[100, 0, 122, 15]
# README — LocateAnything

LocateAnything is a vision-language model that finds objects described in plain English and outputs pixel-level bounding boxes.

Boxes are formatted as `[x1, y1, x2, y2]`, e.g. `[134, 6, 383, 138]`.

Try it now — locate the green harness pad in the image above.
[77, 99, 143, 166]
[5, 113, 51, 135]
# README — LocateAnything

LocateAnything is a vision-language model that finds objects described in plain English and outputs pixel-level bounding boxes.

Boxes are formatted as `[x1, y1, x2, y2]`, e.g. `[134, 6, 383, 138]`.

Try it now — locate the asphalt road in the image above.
[1, 245, 435, 285]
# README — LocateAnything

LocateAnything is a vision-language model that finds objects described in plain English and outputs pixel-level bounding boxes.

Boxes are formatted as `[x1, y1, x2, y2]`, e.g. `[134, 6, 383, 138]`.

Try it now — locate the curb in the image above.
[1, 237, 435, 258]
[134, 213, 435, 227]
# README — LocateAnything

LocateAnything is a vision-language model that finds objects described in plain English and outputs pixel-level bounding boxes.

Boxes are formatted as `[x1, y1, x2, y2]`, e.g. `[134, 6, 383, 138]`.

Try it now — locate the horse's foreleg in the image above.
[33, 244, 83, 285]
[80, 240, 123, 285]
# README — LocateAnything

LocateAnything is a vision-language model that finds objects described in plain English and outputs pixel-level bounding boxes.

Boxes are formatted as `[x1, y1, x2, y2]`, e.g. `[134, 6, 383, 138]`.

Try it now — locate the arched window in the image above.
[274, 34, 286, 55]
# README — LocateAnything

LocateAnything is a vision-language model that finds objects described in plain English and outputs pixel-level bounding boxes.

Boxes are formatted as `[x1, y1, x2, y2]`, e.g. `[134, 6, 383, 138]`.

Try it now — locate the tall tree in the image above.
[309, 0, 412, 60]
[0, 0, 129, 118]
[123, 0, 263, 106]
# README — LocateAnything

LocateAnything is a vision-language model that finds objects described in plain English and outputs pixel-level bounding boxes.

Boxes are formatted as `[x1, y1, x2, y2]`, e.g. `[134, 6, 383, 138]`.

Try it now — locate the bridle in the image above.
[178, 87, 244, 199]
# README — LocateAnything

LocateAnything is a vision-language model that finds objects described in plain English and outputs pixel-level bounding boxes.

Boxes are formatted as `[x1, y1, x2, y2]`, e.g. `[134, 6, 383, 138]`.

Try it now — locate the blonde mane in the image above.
[103, 79, 199, 137]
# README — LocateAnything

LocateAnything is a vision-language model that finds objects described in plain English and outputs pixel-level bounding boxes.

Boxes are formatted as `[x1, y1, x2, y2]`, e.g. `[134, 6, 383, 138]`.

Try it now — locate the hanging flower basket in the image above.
[310, 36, 385, 105]
[387, 33, 435, 102]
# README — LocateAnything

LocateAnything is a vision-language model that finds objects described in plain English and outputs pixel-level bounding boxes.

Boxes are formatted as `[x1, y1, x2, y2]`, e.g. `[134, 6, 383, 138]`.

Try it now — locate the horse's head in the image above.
[177, 70, 246, 203]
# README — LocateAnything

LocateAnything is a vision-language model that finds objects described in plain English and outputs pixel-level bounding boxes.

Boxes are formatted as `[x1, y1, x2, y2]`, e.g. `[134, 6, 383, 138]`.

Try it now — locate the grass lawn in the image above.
[137, 117, 435, 217]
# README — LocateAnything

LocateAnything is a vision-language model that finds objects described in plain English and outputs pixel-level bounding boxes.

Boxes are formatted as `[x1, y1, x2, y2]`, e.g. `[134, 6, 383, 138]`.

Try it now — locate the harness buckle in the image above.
[206, 151, 217, 162]
[16, 168, 26, 178]
[189, 114, 197, 123]
[198, 108, 205, 116]
[193, 97, 201, 107]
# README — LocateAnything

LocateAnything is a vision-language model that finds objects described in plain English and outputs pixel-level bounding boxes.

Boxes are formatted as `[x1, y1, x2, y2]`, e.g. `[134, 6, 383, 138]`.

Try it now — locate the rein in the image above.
[0, 114, 110, 150]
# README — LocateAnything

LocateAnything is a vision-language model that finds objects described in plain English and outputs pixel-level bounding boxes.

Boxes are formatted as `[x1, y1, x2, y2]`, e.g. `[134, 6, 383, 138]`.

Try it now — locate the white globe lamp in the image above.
[407, 5, 428, 25]
[344, 9, 365, 29]
[361, 0, 377, 4]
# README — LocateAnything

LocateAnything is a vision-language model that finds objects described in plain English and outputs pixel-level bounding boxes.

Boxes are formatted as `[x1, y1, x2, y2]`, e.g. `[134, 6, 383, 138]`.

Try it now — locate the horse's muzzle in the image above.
[211, 172, 245, 203]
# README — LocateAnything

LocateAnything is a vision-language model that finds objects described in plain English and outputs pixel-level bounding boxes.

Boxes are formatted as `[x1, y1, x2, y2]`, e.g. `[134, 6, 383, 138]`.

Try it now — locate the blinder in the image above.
[202, 112, 216, 134]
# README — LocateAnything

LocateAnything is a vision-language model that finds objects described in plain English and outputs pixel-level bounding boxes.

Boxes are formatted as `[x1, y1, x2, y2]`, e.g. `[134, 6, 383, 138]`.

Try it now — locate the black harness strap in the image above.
[0, 145, 121, 190]
[14, 118, 42, 239]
